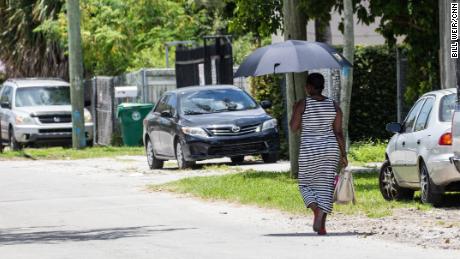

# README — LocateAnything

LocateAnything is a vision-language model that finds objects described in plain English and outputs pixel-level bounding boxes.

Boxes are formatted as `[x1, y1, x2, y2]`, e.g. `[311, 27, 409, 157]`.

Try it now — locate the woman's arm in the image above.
[333, 101, 348, 167]
[289, 99, 305, 132]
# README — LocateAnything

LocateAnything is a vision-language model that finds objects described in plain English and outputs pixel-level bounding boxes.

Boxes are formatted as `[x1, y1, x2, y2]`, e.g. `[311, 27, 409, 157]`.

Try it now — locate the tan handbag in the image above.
[333, 169, 356, 204]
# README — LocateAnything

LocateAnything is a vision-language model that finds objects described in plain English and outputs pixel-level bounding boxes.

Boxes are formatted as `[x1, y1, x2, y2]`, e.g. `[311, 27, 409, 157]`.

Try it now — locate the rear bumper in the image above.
[428, 153, 460, 187]
[14, 123, 94, 144]
[181, 129, 280, 161]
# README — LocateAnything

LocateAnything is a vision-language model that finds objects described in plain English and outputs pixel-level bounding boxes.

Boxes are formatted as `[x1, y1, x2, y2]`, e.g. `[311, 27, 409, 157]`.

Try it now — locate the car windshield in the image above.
[15, 86, 71, 107]
[180, 88, 258, 115]
[440, 93, 456, 122]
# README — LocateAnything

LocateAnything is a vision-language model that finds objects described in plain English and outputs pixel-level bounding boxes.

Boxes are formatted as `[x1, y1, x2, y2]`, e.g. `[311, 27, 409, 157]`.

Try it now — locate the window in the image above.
[440, 93, 456, 122]
[403, 99, 425, 133]
[414, 97, 435, 132]
[180, 88, 257, 115]
[0, 86, 12, 104]
[154, 95, 170, 113]
[166, 94, 177, 116]
[15, 86, 70, 107]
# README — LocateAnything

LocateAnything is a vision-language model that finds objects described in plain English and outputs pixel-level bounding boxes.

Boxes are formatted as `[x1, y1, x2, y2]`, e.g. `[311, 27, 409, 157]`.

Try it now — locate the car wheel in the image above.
[230, 155, 245, 164]
[262, 152, 278, 164]
[146, 138, 164, 169]
[175, 141, 194, 169]
[9, 128, 23, 151]
[379, 160, 414, 201]
[420, 162, 442, 206]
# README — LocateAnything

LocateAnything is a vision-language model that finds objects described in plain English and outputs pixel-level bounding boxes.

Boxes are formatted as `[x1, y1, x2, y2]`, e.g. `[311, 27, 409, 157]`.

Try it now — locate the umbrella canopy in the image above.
[234, 40, 352, 77]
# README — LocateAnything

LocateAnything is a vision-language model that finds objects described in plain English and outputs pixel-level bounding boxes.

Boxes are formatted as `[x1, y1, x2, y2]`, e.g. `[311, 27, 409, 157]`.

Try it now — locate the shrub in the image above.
[349, 45, 397, 141]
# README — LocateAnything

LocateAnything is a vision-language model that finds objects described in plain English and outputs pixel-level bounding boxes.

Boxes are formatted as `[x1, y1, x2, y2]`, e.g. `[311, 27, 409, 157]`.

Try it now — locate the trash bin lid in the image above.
[117, 103, 154, 117]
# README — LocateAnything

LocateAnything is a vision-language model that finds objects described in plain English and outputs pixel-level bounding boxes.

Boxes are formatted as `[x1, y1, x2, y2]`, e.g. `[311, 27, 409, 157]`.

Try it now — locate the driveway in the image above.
[0, 157, 458, 259]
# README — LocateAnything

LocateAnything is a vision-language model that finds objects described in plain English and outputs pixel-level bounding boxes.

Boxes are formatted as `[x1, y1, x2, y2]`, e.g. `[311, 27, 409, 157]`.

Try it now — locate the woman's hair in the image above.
[306, 73, 325, 92]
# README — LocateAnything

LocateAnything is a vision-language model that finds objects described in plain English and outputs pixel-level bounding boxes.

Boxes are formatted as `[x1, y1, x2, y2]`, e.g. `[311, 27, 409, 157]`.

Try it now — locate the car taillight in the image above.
[439, 132, 452, 145]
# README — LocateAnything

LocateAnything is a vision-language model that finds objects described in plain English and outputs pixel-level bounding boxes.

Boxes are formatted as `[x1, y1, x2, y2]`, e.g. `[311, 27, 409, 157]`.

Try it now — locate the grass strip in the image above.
[152, 170, 431, 218]
[0, 146, 144, 160]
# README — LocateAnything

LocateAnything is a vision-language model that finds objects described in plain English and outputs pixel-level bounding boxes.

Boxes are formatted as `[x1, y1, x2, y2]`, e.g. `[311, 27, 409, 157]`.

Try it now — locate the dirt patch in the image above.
[324, 207, 460, 250]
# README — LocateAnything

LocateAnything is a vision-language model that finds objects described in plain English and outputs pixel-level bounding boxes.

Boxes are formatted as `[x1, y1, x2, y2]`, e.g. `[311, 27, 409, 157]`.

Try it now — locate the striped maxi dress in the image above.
[298, 97, 340, 214]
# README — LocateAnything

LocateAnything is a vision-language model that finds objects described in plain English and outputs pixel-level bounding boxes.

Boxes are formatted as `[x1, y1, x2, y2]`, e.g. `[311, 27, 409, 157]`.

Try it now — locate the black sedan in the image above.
[143, 85, 280, 169]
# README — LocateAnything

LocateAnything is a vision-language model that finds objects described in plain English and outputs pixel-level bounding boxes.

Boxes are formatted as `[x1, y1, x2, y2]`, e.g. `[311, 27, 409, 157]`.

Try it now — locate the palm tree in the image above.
[0, 0, 68, 79]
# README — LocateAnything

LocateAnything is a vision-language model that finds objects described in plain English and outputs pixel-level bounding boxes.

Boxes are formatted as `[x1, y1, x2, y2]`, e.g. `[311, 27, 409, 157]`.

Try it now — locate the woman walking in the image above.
[290, 73, 347, 235]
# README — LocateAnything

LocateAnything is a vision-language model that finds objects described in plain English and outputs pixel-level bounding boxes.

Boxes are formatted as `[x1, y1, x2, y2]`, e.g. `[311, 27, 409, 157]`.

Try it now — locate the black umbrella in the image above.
[234, 40, 352, 77]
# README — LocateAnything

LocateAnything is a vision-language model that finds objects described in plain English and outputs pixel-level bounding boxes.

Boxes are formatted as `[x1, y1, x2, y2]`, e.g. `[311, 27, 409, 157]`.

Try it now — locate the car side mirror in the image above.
[260, 100, 272, 109]
[0, 101, 11, 109]
[386, 122, 402, 133]
[161, 110, 172, 118]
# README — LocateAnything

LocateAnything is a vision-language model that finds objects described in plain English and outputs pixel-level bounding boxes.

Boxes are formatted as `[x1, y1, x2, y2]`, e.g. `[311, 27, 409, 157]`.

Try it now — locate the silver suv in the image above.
[0, 78, 93, 150]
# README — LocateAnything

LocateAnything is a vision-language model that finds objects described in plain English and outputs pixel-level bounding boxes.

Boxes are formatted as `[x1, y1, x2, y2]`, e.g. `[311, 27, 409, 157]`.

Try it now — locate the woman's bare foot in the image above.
[317, 212, 327, 235]
[313, 208, 324, 232]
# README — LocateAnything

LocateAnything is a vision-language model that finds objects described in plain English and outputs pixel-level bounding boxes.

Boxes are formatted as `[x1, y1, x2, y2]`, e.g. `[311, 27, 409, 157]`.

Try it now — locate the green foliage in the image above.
[355, 0, 440, 104]
[349, 45, 397, 141]
[232, 33, 259, 65]
[0, 0, 68, 78]
[348, 140, 387, 165]
[249, 75, 288, 159]
[224, 0, 282, 42]
[0, 0, 218, 77]
[75, 0, 215, 76]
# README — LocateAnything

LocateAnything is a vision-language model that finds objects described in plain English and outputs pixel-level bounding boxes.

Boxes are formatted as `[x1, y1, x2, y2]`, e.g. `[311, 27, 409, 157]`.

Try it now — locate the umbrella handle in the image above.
[274, 63, 280, 74]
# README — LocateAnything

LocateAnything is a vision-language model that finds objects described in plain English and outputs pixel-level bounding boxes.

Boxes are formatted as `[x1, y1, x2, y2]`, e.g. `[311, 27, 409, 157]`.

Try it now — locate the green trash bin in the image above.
[117, 103, 154, 146]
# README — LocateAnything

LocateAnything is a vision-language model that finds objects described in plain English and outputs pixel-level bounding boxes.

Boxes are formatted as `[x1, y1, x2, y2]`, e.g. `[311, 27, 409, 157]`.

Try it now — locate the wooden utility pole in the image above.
[440, 0, 457, 89]
[67, 0, 86, 149]
[283, 0, 307, 178]
[340, 0, 354, 150]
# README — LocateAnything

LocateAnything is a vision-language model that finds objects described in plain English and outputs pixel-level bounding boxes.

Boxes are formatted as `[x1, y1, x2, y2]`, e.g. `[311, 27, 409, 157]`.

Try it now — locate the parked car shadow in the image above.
[438, 193, 460, 208]
[0, 225, 196, 245]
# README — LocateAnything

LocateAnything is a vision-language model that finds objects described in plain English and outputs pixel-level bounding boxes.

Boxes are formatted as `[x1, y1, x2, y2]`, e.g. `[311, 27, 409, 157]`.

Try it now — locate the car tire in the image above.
[262, 152, 278, 164]
[379, 160, 414, 201]
[146, 138, 164, 169]
[420, 162, 442, 206]
[176, 141, 195, 169]
[230, 155, 245, 164]
[9, 127, 23, 151]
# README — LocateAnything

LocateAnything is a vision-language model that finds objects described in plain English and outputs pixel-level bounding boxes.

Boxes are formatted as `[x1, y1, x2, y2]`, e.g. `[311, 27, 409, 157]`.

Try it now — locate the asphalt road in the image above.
[0, 157, 459, 259]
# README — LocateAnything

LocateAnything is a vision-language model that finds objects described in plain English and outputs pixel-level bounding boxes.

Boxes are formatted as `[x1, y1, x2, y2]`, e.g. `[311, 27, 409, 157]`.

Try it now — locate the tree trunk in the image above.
[340, 0, 354, 150]
[439, 0, 457, 89]
[315, 19, 332, 44]
[67, 0, 86, 149]
[283, 0, 307, 178]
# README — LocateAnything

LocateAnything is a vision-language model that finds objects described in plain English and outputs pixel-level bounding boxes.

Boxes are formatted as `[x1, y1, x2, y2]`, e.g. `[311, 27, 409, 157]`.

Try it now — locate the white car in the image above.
[381, 88, 460, 206]
[0, 78, 93, 151]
